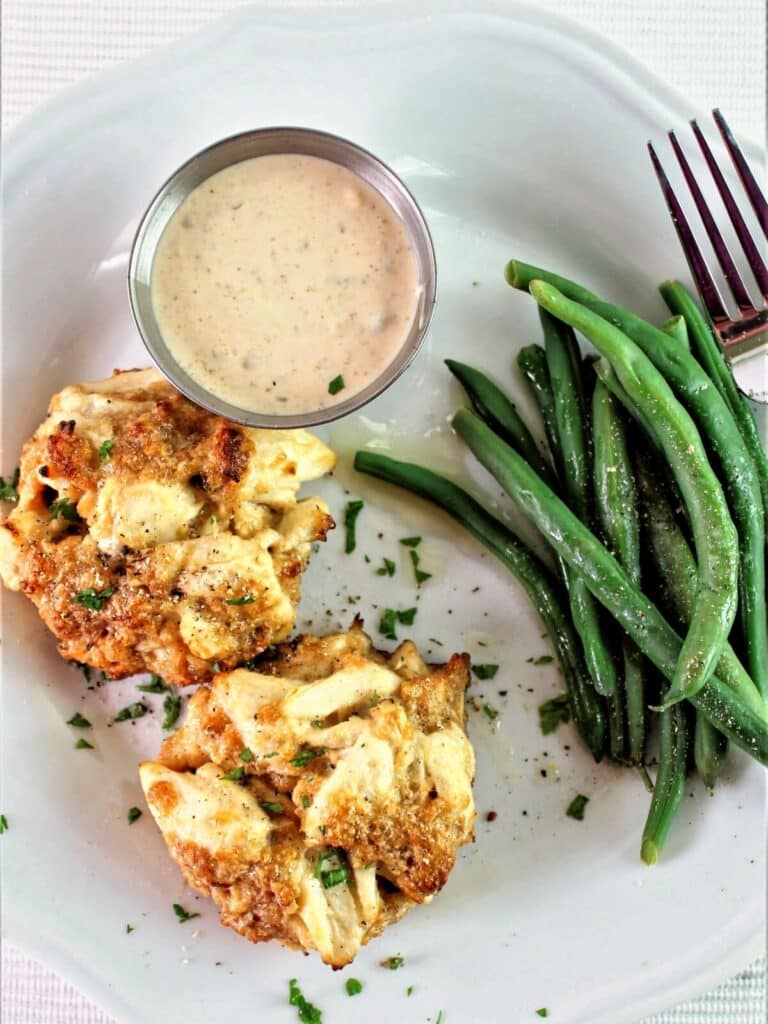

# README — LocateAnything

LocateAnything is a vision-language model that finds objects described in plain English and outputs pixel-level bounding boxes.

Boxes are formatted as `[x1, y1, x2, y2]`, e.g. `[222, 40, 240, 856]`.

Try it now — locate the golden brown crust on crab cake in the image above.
[0, 369, 335, 685]
[140, 623, 475, 966]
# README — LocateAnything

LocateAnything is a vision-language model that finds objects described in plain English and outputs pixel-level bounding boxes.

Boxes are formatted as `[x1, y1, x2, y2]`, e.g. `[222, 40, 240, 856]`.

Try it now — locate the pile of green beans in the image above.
[355, 264, 767, 864]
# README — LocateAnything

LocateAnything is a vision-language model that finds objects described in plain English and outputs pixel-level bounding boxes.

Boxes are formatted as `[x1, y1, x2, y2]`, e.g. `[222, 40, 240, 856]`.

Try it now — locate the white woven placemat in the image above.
[1, 2, 766, 1022]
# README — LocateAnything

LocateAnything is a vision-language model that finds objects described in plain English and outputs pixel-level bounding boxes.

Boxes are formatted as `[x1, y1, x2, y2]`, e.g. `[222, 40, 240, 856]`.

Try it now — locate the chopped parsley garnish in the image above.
[226, 594, 255, 605]
[566, 794, 589, 821]
[0, 814, 8, 834]
[528, 654, 554, 665]
[435, 1013, 444, 1024]
[222, 765, 246, 782]
[262, 751, 278, 759]
[49, 497, 81, 522]
[137, 675, 169, 693]
[409, 548, 432, 585]
[314, 849, 349, 890]
[382, 954, 404, 970]
[539, 694, 570, 735]
[73, 586, 115, 611]
[114, 701, 147, 723]
[429, 637, 443, 646]
[0, 468, 19, 503]
[472, 663, 499, 680]
[98, 439, 114, 462]
[74, 738, 94, 749]
[368, 691, 379, 707]
[72, 661, 92, 683]
[343, 500, 364, 553]
[288, 978, 323, 1024]
[482, 703, 498, 721]
[379, 606, 417, 640]
[406, 985, 415, 997]
[399, 536, 421, 548]
[376, 557, 396, 577]
[345, 978, 363, 997]
[66, 711, 91, 728]
[239, 748, 254, 763]
[127, 806, 142, 825]
[536, 1010, 549, 1018]
[172, 903, 200, 923]
[328, 374, 345, 396]
[162, 692, 182, 730]
[125, 924, 134, 934]
[291, 746, 326, 768]
[301, 795, 311, 808]
[259, 801, 283, 815]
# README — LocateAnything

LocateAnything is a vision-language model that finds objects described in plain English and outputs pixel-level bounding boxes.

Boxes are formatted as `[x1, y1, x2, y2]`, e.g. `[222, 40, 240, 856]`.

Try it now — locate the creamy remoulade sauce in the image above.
[151, 153, 420, 415]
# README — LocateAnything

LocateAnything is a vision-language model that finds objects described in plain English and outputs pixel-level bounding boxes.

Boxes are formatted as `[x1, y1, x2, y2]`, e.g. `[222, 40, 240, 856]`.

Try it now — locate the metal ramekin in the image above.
[128, 127, 437, 429]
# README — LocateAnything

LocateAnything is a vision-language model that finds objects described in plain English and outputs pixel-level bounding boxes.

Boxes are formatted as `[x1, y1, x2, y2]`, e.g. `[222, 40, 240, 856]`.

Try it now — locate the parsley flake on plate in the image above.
[172, 903, 200, 923]
[382, 954, 404, 970]
[399, 536, 421, 547]
[482, 703, 499, 721]
[73, 586, 115, 611]
[74, 738, 94, 750]
[137, 675, 169, 693]
[409, 548, 432, 585]
[345, 978, 363, 997]
[566, 794, 589, 821]
[66, 711, 91, 728]
[528, 654, 554, 665]
[472, 663, 499, 680]
[114, 701, 147, 723]
[162, 692, 182, 730]
[127, 806, 142, 825]
[536, 1009, 549, 1018]
[125, 923, 134, 934]
[343, 499, 364, 553]
[289, 978, 323, 1024]
[0, 814, 8, 834]
[375, 557, 396, 577]
[328, 374, 345, 396]
[539, 694, 570, 735]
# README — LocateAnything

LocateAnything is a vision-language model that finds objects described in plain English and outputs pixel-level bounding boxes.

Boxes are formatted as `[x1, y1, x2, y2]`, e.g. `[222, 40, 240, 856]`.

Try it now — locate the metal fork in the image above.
[648, 109, 767, 390]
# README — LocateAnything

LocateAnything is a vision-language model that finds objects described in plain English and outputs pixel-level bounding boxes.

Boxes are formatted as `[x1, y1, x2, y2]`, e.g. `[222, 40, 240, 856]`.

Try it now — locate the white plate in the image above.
[2, 4, 765, 1023]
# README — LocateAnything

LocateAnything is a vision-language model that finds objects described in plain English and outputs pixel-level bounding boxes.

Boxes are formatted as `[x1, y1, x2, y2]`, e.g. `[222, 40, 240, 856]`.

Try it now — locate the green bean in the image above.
[353, 450, 607, 760]
[641, 700, 689, 865]
[694, 712, 729, 789]
[660, 279, 768, 517]
[445, 359, 555, 487]
[507, 261, 766, 700]
[525, 280, 739, 708]
[451, 409, 768, 765]
[593, 379, 646, 762]
[541, 310, 619, 699]
[661, 315, 689, 349]
[516, 344, 564, 480]
[634, 450, 761, 721]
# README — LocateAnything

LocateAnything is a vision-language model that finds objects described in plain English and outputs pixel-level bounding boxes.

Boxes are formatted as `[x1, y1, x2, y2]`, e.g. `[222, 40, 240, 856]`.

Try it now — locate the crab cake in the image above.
[139, 622, 475, 966]
[0, 369, 335, 685]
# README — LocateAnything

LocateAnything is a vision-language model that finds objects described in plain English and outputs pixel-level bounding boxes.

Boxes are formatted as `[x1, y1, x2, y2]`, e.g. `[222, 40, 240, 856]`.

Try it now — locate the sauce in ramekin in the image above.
[151, 153, 420, 415]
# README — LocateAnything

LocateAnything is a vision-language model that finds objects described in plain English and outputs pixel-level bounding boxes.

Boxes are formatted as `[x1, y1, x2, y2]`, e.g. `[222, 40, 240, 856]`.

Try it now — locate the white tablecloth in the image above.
[1, 2, 766, 1021]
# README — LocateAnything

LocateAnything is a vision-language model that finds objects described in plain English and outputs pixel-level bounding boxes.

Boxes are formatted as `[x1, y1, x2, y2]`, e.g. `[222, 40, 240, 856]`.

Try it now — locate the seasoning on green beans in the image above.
[592, 378, 646, 763]
[353, 450, 607, 760]
[524, 279, 740, 710]
[516, 344, 564, 481]
[507, 261, 766, 701]
[541, 309, 619, 700]
[451, 408, 767, 765]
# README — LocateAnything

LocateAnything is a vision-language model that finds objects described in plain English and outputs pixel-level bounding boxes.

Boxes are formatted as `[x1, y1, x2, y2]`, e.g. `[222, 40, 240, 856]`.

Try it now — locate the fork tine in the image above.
[712, 108, 768, 237]
[668, 130, 755, 313]
[691, 119, 768, 298]
[647, 141, 730, 324]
